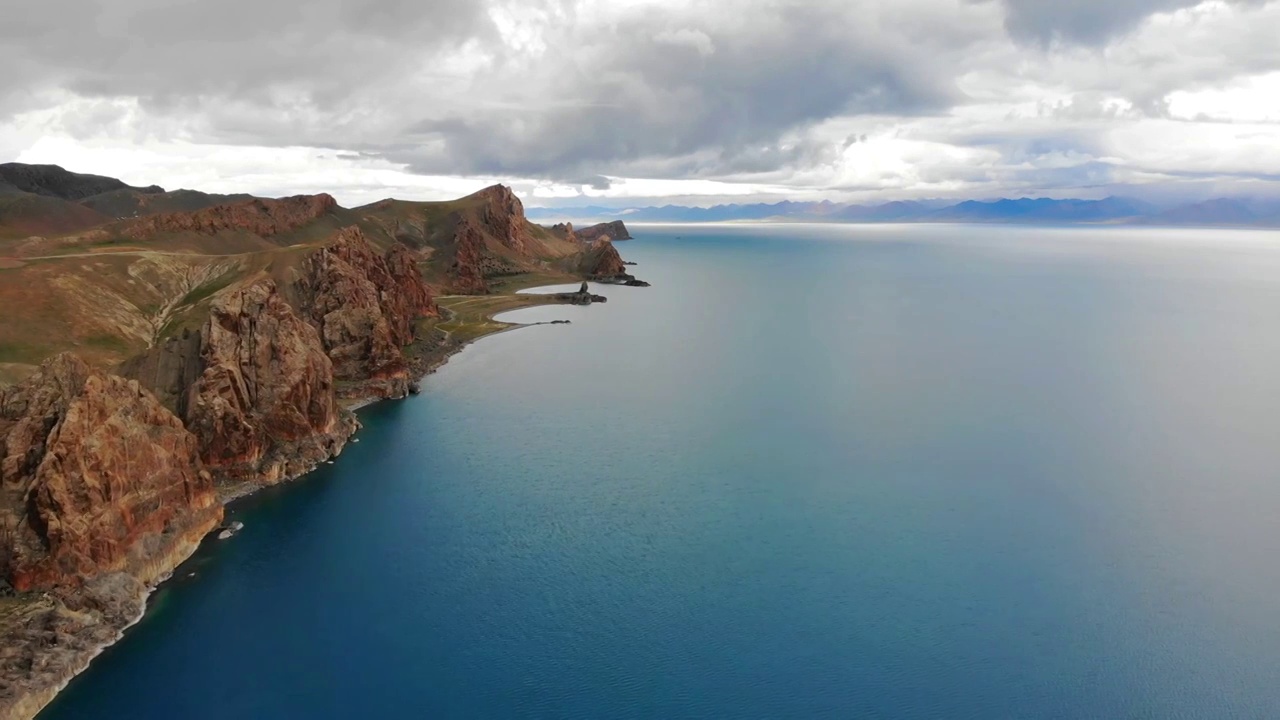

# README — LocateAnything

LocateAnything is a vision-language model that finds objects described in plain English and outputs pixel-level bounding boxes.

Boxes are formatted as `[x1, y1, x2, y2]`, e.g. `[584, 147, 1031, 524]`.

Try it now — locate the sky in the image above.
[2, 0, 1278, 208]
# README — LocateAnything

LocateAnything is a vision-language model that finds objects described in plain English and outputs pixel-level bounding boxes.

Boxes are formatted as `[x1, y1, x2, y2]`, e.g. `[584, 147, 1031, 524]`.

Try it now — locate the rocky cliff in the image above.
[297, 227, 438, 398]
[446, 216, 529, 294]
[117, 194, 338, 240]
[117, 329, 203, 417]
[185, 281, 355, 484]
[578, 238, 649, 286]
[0, 168, 645, 720]
[576, 220, 632, 242]
[473, 185, 536, 254]
[0, 354, 221, 593]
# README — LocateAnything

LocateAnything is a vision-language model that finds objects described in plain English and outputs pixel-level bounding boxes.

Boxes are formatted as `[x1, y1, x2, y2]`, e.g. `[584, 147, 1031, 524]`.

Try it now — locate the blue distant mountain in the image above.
[527, 196, 1280, 227]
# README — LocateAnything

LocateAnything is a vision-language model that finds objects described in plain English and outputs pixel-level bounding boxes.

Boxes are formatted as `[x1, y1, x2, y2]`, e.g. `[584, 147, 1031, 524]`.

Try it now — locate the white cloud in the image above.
[654, 28, 716, 56]
[2, 0, 1279, 204]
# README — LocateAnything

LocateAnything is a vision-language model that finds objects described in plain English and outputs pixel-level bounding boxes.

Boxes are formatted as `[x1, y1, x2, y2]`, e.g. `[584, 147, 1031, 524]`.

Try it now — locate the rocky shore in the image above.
[0, 282, 597, 720]
[0, 175, 647, 720]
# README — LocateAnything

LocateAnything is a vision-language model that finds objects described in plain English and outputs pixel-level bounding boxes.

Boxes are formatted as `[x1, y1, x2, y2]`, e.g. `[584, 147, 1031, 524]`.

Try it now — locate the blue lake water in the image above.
[41, 224, 1280, 718]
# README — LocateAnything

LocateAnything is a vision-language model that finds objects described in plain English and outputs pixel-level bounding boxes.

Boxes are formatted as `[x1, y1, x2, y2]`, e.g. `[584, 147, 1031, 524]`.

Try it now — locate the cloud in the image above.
[994, 0, 1272, 45]
[1, 0, 1278, 203]
[653, 28, 716, 56]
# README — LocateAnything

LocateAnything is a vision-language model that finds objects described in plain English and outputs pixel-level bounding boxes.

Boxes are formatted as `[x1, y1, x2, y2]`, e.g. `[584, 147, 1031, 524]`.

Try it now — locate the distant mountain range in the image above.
[528, 196, 1280, 228]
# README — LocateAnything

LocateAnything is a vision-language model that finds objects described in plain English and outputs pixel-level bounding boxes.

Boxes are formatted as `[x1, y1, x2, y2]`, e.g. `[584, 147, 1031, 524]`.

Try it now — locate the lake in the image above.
[41, 223, 1280, 718]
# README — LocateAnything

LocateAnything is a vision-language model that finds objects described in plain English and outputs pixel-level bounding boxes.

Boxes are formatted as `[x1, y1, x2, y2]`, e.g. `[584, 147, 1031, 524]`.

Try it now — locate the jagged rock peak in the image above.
[472, 184, 523, 209]
[551, 222, 578, 242]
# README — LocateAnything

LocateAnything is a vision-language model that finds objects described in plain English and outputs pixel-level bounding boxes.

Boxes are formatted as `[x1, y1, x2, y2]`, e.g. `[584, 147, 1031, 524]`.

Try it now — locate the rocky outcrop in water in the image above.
[118, 194, 337, 240]
[297, 227, 439, 398]
[576, 220, 632, 242]
[579, 238, 649, 286]
[185, 281, 355, 484]
[554, 281, 608, 305]
[0, 354, 221, 593]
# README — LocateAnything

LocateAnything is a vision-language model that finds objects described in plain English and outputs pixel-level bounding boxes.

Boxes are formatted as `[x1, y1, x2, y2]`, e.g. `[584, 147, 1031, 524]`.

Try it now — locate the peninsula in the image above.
[0, 163, 642, 720]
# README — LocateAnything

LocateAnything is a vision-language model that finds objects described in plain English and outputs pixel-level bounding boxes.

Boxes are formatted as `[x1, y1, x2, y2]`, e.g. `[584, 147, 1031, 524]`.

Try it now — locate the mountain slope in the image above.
[0, 163, 162, 201]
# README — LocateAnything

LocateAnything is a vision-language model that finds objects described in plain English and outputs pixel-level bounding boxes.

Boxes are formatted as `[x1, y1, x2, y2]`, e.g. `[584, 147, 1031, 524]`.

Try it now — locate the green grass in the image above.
[84, 333, 133, 354]
[433, 293, 569, 344]
[177, 271, 239, 308]
[0, 341, 52, 365]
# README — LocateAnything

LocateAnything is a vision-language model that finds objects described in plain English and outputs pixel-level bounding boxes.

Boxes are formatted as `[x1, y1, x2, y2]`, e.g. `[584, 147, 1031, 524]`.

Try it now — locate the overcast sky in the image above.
[3, 0, 1278, 207]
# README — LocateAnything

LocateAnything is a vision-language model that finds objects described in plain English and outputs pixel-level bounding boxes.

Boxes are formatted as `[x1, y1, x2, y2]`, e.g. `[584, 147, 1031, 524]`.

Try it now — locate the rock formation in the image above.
[473, 185, 535, 253]
[578, 238, 649, 285]
[576, 220, 632, 242]
[446, 216, 526, 294]
[118, 194, 338, 240]
[184, 281, 355, 484]
[0, 354, 221, 592]
[296, 227, 438, 398]
[554, 281, 608, 305]
[117, 329, 203, 417]
[550, 222, 578, 242]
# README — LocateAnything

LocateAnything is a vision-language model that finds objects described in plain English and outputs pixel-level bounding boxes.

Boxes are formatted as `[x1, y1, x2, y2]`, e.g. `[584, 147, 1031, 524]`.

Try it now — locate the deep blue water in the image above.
[41, 224, 1280, 719]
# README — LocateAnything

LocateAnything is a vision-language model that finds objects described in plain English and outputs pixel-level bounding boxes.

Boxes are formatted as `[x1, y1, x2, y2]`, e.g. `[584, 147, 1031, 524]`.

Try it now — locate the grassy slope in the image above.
[0, 188, 598, 386]
[0, 195, 109, 239]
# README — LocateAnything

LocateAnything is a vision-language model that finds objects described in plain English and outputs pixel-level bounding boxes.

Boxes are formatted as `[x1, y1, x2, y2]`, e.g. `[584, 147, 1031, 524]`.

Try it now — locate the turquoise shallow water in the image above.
[41, 224, 1280, 718]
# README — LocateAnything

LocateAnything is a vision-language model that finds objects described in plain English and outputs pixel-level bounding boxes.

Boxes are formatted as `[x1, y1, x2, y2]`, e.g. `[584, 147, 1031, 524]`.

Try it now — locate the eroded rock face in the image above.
[473, 185, 535, 253]
[578, 238, 649, 286]
[119, 194, 337, 239]
[185, 281, 354, 484]
[0, 353, 221, 593]
[580, 238, 629, 278]
[447, 217, 524, 294]
[117, 328, 203, 417]
[297, 227, 438, 397]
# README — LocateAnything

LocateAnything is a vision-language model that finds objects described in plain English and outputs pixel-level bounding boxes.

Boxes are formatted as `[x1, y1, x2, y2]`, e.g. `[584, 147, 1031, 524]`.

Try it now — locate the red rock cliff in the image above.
[449, 218, 496, 294]
[579, 238, 628, 278]
[473, 185, 535, 253]
[119, 194, 337, 239]
[0, 354, 221, 593]
[185, 281, 355, 484]
[296, 227, 438, 397]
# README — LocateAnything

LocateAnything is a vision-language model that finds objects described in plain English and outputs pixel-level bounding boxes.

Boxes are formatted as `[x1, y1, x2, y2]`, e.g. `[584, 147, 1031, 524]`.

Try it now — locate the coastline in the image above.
[1, 283, 588, 720]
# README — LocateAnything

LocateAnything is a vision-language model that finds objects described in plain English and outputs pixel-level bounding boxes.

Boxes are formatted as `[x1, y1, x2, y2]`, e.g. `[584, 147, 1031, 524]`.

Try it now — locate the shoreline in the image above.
[3, 284, 587, 720]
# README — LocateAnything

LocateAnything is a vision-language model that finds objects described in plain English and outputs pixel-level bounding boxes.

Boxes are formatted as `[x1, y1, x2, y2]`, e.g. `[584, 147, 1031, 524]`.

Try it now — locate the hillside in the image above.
[0, 164, 640, 384]
[0, 163, 162, 201]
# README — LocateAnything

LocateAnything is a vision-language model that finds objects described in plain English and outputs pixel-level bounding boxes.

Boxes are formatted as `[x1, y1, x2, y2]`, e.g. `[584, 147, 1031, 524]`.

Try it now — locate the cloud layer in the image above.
[3, 0, 1278, 205]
